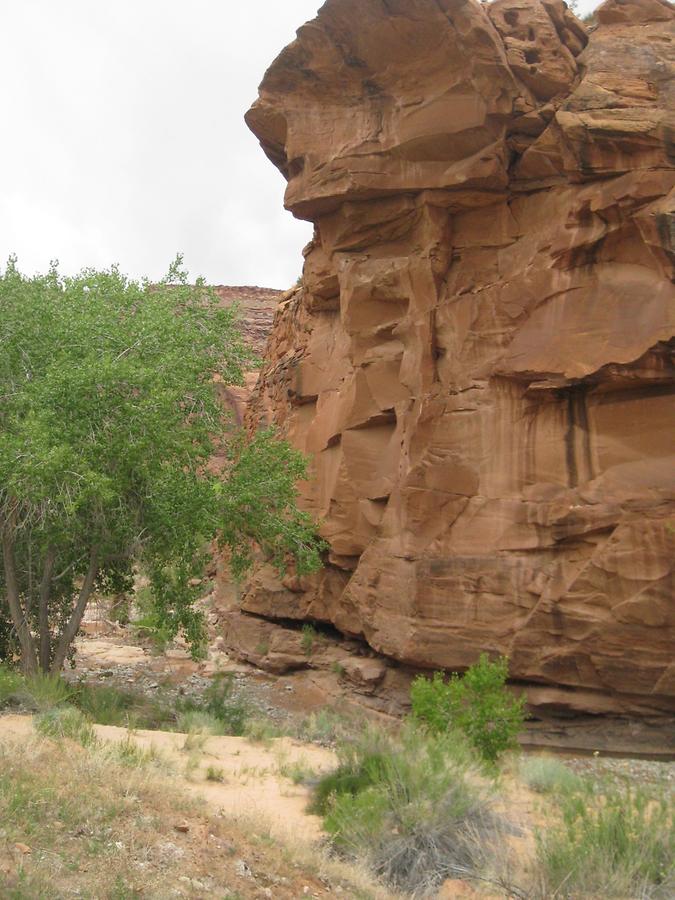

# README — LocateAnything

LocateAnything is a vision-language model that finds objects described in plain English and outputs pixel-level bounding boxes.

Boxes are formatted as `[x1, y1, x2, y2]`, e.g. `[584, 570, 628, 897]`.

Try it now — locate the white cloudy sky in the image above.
[1, 0, 601, 289]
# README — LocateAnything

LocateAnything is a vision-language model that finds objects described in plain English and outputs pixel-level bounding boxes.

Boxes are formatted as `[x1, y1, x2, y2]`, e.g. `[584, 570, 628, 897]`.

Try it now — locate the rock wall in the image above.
[241, 0, 675, 717]
[211, 285, 282, 426]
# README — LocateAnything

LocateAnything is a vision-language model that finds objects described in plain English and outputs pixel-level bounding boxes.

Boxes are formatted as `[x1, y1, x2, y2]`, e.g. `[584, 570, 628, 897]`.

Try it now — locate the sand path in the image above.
[0, 714, 335, 844]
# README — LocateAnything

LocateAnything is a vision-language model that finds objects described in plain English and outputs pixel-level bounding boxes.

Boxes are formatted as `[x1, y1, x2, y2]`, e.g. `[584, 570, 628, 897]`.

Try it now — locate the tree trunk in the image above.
[38, 546, 56, 672]
[1, 521, 38, 674]
[51, 546, 99, 673]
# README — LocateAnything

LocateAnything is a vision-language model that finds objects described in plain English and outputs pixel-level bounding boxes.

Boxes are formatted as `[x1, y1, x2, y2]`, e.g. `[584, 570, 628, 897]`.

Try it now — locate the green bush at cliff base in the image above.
[410, 654, 526, 763]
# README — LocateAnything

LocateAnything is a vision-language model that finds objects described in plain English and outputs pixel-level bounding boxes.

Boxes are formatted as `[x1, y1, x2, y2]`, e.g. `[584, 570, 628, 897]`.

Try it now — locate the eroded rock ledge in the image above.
[232, 0, 675, 718]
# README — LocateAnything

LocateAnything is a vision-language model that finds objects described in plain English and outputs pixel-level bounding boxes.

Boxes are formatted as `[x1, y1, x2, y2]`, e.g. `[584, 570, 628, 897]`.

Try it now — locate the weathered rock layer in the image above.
[211, 286, 282, 426]
[242, 0, 675, 716]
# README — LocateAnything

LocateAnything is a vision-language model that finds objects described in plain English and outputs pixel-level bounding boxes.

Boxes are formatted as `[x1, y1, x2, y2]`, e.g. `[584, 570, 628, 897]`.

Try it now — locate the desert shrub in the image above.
[73, 683, 136, 726]
[519, 755, 584, 795]
[1, 670, 73, 712]
[71, 681, 173, 730]
[411, 654, 526, 763]
[278, 757, 316, 785]
[176, 709, 225, 736]
[35, 706, 96, 747]
[244, 718, 284, 745]
[293, 708, 360, 746]
[301, 623, 317, 656]
[201, 673, 248, 735]
[309, 726, 394, 816]
[25, 673, 73, 709]
[110, 735, 163, 768]
[536, 784, 674, 898]
[314, 723, 501, 896]
[0, 664, 24, 707]
[173, 673, 248, 737]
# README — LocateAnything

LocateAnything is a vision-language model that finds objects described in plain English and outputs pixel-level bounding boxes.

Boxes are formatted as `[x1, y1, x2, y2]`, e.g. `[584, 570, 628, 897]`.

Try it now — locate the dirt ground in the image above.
[0, 714, 396, 900]
[0, 713, 335, 845]
[2, 624, 673, 899]
[70, 625, 675, 789]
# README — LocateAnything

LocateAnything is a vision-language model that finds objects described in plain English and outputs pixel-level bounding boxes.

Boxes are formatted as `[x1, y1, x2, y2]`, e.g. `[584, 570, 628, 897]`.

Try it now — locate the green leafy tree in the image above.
[410, 654, 526, 763]
[0, 255, 324, 674]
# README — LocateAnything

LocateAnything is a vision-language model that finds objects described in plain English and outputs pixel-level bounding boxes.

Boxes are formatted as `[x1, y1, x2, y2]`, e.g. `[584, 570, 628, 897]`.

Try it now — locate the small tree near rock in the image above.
[411, 654, 527, 762]
[0, 255, 324, 674]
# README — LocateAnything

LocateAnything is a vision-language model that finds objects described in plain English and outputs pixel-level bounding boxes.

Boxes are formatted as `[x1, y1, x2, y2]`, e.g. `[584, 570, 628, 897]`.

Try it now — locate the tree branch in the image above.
[51, 546, 99, 673]
[1, 512, 38, 674]
[38, 546, 56, 672]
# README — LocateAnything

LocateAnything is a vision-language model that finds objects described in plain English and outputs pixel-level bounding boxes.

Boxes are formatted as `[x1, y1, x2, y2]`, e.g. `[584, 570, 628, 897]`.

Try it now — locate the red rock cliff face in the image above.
[243, 0, 675, 716]
[211, 286, 281, 426]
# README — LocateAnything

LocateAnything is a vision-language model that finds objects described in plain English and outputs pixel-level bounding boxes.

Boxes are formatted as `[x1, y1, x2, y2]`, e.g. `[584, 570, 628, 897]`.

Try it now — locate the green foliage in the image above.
[301, 623, 317, 656]
[73, 683, 133, 725]
[1, 666, 74, 712]
[108, 594, 131, 627]
[35, 706, 96, 746]
[131, 583, 178, 655]
[176, 709, 225, 736]
[218, 427, 327, 579]
[519, 755, 583, 795]
[0, 255, 324, 672]
[278, 758, 315, 785]
[410, 671, 455, 733]
[314, 723, 500, 896]
[65, 681, 172, 730]
[173, 673, 249, 737]
[0, 669, 73, 712]
[0, 602, 15, 663]
[309, 729, 393, 816]
[201, 673, 248, 736]
[243, 718, 284, 744]
[110, 735, 162, 768]
[22, 673, 73, 709]
[292, 708, 357, 745]
[0, 663, 23, 706]
[411, 654, 526, 763]
[536, 784, 674, 897]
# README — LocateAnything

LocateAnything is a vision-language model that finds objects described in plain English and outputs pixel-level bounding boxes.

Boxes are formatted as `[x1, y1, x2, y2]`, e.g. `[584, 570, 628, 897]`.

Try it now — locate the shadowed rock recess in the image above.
[240, 0, 675, 718]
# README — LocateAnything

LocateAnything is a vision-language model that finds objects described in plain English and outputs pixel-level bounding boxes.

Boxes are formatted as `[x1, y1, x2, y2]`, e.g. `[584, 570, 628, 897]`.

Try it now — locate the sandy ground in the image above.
[75, 637, 148, 666]
[0, 714, 335, 845]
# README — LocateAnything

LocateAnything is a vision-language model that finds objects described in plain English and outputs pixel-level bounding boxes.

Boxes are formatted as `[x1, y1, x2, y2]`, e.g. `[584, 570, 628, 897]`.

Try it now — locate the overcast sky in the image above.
[1, 0, 600, 289]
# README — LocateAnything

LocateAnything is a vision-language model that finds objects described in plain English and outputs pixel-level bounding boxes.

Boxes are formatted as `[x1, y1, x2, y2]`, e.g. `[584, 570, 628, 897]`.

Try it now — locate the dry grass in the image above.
[312, 723, 515, 897]
[0, 730, 391, 899]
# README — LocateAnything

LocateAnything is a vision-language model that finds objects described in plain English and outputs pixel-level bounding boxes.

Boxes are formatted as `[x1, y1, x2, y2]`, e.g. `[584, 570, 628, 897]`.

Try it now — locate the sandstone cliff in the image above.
[240, 0, 675, 717]
[211, 285, 281, 425]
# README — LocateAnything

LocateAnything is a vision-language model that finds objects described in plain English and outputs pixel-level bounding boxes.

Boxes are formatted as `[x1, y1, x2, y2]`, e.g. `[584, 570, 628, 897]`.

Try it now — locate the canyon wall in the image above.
[211, 286, 282, 426]
[240, 0, 675, 716]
